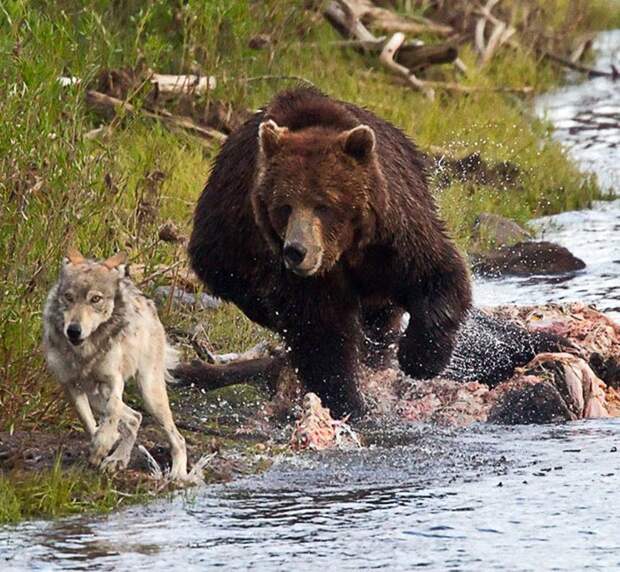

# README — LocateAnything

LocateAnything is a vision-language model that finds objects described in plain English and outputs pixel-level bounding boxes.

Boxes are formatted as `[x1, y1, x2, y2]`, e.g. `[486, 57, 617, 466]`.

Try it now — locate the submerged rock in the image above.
[471, 241, 586, 277]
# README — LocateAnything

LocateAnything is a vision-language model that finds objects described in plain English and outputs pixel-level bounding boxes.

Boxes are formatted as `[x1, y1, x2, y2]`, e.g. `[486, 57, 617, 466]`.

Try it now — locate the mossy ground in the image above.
[1, 0, 619, 523]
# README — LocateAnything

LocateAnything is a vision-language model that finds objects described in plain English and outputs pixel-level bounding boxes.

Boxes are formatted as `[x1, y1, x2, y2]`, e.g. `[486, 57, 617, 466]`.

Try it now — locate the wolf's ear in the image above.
[339, 125, 376, 161]
[102, 252, 127, 272]
[65, 247, 85, 265]
[258, 120, 287, 159]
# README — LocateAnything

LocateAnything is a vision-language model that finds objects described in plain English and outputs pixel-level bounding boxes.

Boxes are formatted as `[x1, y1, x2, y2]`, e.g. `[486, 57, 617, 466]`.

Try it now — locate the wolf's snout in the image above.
[66, 323, 83, 345]
[283, 242, 307, 268]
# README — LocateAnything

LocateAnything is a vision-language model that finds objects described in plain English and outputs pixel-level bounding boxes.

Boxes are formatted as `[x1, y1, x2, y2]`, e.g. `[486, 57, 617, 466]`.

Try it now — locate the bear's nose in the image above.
[66, 323, 83, 344]
[283, 242, 307, 267]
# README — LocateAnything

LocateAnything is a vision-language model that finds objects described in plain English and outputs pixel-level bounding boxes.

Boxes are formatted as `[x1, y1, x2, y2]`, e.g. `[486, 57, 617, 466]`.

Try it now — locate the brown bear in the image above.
[188, 87, 472, 415]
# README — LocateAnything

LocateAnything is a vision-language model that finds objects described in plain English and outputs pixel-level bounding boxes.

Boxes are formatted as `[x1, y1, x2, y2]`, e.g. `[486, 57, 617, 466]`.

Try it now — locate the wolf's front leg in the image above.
[89, 375, 124, 468]
[65, 385, 97, 437]
[137, 365, 188, 482]
[100, 404, 142, 473]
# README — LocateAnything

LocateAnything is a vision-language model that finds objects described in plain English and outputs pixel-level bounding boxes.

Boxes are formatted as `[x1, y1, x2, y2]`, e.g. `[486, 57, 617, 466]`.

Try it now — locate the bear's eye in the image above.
[314, 204, 330, 215]
[276, 205, 291, 219]
[90, 295, 103, 304]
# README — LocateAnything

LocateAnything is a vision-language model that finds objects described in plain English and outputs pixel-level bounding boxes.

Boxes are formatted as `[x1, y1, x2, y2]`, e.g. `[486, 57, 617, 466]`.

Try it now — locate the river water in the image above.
[2, 31, 619, 572]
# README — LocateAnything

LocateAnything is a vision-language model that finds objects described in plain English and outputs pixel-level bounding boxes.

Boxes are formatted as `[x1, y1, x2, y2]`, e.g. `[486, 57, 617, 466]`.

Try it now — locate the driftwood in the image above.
[380, 33, 435, 99]
[538, 49, 619, 80]
[151, 73, 216, 95]
[85, 90, 227, 143]
[474, 0, 516, 67]
[474, 7, 618, 79]
[324, 1, 457, 72]
[337, 0, 453, 37]
[60, 73, 217, 94]
[325, 1, 531, 99]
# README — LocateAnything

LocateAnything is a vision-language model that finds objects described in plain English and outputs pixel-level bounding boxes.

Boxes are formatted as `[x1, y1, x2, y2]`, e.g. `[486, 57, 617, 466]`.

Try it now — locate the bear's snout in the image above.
[283, 242, 307, 268]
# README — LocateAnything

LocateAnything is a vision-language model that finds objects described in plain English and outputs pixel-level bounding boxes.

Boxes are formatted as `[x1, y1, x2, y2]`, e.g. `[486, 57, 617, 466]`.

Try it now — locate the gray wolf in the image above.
[42, 248, 188, 480]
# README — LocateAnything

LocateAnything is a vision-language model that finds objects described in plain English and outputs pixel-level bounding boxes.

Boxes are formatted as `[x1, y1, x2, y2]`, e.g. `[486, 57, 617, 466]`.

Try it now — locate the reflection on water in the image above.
[2, 27, 620, 572]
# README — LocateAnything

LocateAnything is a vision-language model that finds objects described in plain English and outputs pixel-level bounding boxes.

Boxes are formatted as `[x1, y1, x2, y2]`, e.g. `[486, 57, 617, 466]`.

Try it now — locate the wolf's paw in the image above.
[89, 427, 121, 467]
[99, 457, 128, 474]
[100, 449, 131, 473]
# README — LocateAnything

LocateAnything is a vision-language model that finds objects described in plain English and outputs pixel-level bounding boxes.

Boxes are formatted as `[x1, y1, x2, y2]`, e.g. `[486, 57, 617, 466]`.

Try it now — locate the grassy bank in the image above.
[1, 0, 619, 522]
[0, 457, 145, 524]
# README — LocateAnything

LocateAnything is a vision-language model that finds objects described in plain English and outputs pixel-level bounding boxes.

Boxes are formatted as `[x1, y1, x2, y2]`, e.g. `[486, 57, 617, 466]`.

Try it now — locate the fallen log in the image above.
[151, 73, 216, 95]
[473, 8, 618, 79]
[85, 90, 227, 143]
[380, 32, 435, 98]
[324, 1, 458, 72]
[325, 2, 530, 98]
[336, 0, 453, 37]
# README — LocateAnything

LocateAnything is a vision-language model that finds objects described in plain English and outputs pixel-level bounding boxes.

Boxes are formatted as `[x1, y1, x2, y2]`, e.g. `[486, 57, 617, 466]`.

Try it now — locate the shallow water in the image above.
[475, 30, 620, 319]
[2, 421, 620, 571]
[2, 30, 620, 572]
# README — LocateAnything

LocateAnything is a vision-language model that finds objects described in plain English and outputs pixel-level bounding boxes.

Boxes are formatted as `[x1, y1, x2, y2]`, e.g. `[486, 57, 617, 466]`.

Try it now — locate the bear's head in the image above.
[252, 120, 385, 277]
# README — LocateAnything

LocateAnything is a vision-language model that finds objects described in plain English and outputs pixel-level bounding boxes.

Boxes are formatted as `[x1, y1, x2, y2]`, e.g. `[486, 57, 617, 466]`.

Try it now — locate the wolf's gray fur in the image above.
[42, 249, 188, 480]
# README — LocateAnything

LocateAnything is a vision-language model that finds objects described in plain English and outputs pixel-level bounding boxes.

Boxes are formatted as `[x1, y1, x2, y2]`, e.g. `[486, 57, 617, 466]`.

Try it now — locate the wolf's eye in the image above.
[64, 292, 74, 303]
[90, 295, 102, 304]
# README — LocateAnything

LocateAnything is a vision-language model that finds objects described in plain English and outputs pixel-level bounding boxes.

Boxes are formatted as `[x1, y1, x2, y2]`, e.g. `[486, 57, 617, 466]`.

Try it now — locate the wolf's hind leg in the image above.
[100, 405, 142, 472]
[137, 366, 188, 481]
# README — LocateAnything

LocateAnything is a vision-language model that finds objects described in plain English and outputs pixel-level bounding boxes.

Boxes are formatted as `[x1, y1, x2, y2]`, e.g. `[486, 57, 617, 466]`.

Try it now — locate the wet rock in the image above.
[432, 151, 520, 189]
[488, 379, 575, 424]
[471, 241, 586, 277]
[471, 213, 531, 249]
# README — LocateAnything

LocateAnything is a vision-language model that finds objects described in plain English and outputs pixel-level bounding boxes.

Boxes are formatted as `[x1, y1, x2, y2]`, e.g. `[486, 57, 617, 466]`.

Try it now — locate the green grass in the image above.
[0, 0, 618, 433]
[0, 456, 145, 524]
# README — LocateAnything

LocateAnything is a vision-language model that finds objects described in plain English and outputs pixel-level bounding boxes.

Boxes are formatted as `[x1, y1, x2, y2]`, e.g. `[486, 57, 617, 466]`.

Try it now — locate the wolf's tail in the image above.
[164, 341, 181, 383]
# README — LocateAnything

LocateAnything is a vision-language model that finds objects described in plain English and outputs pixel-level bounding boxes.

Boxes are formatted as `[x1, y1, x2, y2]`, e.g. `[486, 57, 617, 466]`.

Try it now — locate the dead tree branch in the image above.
[85, 90, 227, 143]
[380, 33, 435, 100]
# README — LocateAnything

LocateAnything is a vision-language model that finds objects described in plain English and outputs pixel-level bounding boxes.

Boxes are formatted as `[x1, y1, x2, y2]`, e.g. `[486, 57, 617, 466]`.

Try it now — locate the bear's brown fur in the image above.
[188, 87, 472, 415]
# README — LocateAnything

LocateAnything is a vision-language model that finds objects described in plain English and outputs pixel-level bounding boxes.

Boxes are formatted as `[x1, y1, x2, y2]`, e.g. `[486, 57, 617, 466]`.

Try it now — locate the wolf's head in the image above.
[57, 248, 127, 346]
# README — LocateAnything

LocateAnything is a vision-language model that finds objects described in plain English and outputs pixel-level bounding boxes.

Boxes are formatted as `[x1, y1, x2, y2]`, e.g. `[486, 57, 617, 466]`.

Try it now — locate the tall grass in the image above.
[0, 455, 142, 523]
[0, 0, 617, 431]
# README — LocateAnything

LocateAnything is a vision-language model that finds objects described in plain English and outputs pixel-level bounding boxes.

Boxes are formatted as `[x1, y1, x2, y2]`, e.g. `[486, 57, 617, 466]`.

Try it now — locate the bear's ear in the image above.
[258, 120, 288, 159]
[340, 125, 376, 161]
